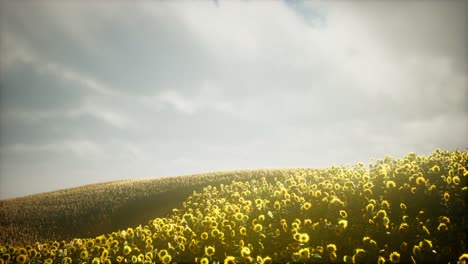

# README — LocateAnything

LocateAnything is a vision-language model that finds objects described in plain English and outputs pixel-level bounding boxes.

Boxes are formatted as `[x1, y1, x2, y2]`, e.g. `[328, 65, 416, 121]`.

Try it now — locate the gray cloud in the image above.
[0, 0, 466, 199]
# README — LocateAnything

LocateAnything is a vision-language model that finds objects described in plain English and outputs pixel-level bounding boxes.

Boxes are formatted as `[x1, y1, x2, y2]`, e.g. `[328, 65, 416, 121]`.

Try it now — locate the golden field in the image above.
[0, 149, 467, 264]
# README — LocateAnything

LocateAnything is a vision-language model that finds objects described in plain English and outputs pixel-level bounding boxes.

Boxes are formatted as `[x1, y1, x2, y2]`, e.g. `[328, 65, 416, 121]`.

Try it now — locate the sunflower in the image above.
[205, 246, 215, 257]
[298, 248, 310, 259]
[16, 254, 27, 264]
[419, 239, 432, 252]
[399, 223, 410, 233]
[293, 232, 301, 241]
[381, 200, 390, 209]
[241, 247, 251, 257]
[377, 256, 386, 264]
[352, 248, 366, 264]
[443, 192, 450, 202]
[255, 199, 263, 207]
[386, 181, 396, 188]
[430, 165, 440, 173]
[234, 212, 244, 221]
[110, 240, 119, 248]
[158, 249, 169, 260]
[161, 255, 172, 264]
[376, 209, 387, 218]
[338, 219, 348, 229]
[459, 253, 468, 264]
[363, 188, 373, 196]
[415, 176, 425, 185]
[389, 251, 400, 263]
[224, 256, 236, 264]
[200, 257, 209, 264]
[301, 202, 312, 211]
[299, 233, 309, 243]
[400, 203, 407, 211]
[326, 244, 337, 253]
[440, 216, 450, 224]
[291, 221, 300, 230]
[339, 210, 348, 218]
[85, 240, 95, 249]
[1, 254, 10, 262]
[260, 256, 273, 264]
[253, 224, 263, 233]
[18, 248, 27, 255]
[80, 250, 89, 259]
[101, 249, 109, 260]
[438, 223, 448, 232]
[211, 228, 220, 238]
[28, 248, 38, 258]
[412, 245, 421, 256]
[123, 246, 132, 256]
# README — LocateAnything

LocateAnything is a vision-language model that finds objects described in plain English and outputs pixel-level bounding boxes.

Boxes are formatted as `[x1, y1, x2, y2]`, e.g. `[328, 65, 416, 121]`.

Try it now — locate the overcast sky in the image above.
[1, 1, 467, 199]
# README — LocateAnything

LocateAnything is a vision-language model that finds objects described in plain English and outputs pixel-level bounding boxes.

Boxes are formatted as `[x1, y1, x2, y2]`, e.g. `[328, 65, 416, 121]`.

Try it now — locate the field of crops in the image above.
[1, 149, 467, 263]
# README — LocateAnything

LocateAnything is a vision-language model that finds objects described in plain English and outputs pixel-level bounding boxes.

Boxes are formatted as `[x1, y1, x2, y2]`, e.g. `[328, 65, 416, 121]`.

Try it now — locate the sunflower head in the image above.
[338, 219, 348, 229]
[161, 255, 172, 264]
[386, 181, 396, 188]
[16, 254, 27, 264]
[253, 223, 263, 233]
[389, 251, 400, 263]
[299, 233, 309, 243]
[443, 192, 450, 202]
[241, 247, 251, 258]
[326, 244, 337, 253]
[339, 210, 348, 218]
[298, 248, 310, 259]
[224, 256, 236, 264]
[459, 253, 468, 264]
[205, 246, 215, 257]
[123, 246, 132, 256]
[260, 256, 273, 264]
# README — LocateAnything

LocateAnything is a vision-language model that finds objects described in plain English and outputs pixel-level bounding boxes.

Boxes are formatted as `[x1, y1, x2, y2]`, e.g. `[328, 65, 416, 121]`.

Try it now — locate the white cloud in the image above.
[2, 140, 104, 160]
[69, 103, 133, 129]
[157, 90, 197, 114]
[155, 81, 238, 116]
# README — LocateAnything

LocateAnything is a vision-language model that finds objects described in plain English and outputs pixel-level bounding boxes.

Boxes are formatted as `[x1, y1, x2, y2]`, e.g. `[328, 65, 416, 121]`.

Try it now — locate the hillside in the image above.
[0, 149, 467, 264]
[0, 169, 306, 246]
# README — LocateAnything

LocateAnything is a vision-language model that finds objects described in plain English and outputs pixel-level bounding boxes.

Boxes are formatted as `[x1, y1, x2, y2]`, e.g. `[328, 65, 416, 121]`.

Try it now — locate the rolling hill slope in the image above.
[0, 169, 306, 246]
[1, 150, 467, 263]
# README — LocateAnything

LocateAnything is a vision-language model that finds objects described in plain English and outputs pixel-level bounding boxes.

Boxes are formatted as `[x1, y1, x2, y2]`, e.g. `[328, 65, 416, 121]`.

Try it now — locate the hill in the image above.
[0, 150, 467, 264]
[0, 168, 305, 246]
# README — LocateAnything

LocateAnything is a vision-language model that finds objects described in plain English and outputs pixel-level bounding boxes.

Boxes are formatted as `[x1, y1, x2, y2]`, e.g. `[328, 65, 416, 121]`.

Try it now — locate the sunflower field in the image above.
[1, 149, 467, 263]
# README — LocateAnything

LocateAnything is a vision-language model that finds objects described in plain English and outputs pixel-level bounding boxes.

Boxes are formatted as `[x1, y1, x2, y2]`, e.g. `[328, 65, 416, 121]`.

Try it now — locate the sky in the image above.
[0, 0, 467, 199]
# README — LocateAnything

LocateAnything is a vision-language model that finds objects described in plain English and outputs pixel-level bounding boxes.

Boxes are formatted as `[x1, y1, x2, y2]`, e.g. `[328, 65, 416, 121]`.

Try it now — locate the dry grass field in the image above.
[0, 150, 467, 264]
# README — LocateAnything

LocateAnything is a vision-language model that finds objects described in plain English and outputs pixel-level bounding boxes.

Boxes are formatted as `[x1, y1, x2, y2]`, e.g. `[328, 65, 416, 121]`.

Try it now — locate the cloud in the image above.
[157, 90, 197, 115]
[0, 0, 467, 199]
[1, 140, 104, 160]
